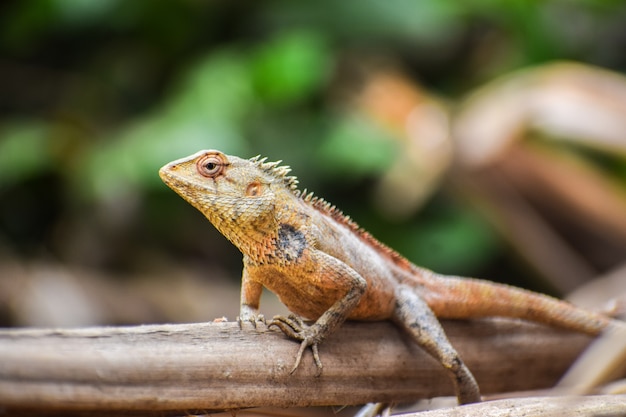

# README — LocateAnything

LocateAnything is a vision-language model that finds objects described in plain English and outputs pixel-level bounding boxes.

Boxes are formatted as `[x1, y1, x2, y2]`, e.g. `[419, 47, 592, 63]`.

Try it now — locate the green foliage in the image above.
[76, 50, 255, 200]
[251, 31, 331, 105]
[0, 123, 51, 187]
[1, 0, 626, 275]
[318, 115, 398, 179]
[399, 206, 498, 275]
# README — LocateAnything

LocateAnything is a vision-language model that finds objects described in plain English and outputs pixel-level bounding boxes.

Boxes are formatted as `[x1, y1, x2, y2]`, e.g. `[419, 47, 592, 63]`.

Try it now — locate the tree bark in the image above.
[0, 319, 598, 415]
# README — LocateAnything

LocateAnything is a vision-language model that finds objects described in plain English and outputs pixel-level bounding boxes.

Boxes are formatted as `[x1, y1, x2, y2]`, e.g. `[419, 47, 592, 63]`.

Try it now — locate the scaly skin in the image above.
[160, 149, 615, 406]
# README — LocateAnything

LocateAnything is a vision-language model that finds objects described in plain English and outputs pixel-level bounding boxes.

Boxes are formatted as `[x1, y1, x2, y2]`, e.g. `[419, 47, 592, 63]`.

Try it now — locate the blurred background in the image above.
[1, 0, 626, 328]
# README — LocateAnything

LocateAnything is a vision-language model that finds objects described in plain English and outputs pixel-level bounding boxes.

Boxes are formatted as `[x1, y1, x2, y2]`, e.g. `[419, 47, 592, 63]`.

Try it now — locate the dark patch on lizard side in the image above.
[277, 223, 306, 262]
[251, 155, 413, 271]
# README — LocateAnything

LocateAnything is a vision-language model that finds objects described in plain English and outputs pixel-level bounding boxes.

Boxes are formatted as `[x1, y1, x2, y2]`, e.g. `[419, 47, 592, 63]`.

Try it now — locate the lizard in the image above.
[159, 149, 619, 407]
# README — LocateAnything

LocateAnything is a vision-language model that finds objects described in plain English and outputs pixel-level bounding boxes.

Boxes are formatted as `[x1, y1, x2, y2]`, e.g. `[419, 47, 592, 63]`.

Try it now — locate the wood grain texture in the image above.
[0, 319, 596, 415]
[405, 394, 626, 417]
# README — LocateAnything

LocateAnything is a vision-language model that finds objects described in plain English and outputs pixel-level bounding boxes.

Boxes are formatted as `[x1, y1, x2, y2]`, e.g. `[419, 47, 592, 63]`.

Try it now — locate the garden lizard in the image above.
[159, 149, 617, 406]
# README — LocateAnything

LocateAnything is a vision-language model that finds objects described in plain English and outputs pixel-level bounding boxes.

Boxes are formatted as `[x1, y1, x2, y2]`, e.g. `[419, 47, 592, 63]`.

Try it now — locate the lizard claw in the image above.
[236, 313, 266, 329]
[292, 339, 322, 375]
[268, 314, 304, 336]
[269, 314, 323, 376]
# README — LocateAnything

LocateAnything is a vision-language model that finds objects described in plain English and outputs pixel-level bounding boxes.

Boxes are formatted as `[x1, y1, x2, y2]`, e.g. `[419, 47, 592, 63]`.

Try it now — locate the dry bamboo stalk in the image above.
[0, 319, 595, 416]
[403, 394, 626, 417]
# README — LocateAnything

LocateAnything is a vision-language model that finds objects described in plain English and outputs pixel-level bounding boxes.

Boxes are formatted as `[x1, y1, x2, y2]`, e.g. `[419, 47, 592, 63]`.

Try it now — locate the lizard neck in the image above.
[202, 200, 280, 265]
[209, 192, 308, 266]
[207, 211, 276, 264]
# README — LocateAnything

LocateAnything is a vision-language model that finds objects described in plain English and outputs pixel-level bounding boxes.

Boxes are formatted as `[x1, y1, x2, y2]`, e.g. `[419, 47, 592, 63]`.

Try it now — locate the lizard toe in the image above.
[269, 314, 308, 337]
[237, 313, 266, 329]
[269, 318, 304, 340]
[270, 316, 324, 375]
[288, 338, 323, 376]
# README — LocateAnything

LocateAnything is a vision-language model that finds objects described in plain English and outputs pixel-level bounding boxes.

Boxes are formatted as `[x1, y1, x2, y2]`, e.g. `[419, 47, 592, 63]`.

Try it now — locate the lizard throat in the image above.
[202, 207, 279, 265]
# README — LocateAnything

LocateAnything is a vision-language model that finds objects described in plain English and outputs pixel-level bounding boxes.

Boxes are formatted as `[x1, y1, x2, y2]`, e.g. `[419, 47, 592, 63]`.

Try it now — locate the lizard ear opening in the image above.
[245, 181, 263, 197]
[197, 152, 227, 178]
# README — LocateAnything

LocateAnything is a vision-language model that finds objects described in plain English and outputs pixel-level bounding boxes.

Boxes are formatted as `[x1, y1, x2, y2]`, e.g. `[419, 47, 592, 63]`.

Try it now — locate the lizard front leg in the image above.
[238, 267, 265, 327]
[270, 251, 367, 374]
[393, 284, 481, 405]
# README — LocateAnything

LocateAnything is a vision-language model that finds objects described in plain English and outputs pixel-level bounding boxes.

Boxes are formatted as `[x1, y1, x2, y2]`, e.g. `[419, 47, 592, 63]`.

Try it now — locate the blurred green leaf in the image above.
[169, 51, 256, 129]
[52, 0, 121, 26]
[398, 206, 499, 275]
[0, 122, 51, 188]
[317, 114, 398, 178]
[251, 31, 331, 105]
[77, 50, 256, 200]
[265, 0, 464, 43]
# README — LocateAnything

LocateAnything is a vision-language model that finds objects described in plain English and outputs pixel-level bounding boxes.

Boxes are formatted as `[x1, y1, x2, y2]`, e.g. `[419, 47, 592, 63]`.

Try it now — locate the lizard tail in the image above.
[413, 269, 612, 335]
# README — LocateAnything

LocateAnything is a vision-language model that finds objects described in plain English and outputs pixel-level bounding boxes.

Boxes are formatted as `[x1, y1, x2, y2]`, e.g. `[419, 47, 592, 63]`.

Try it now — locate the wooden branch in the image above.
[405, 395, 626, 417]
[0, 319, 597, 416]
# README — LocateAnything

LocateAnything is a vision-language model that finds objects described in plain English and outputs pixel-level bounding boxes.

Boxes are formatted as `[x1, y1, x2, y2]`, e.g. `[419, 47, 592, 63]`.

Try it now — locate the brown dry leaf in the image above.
[454, 61, 626, 166]
[401, 395, 626, 417]
[556, 323, 626, 396]
[452, 62, 626, 291]
[347, 67, 452, 219]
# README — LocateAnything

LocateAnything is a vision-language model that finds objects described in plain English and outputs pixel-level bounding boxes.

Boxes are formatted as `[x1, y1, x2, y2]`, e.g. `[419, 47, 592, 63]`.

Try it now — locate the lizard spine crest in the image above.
[250, 155, 299, 191]
[248, 155, 413, 271]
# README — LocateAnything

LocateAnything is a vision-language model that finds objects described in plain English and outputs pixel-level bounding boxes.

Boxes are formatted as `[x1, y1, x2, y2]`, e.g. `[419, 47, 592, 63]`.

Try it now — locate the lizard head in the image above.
[159, 150, 299, 250]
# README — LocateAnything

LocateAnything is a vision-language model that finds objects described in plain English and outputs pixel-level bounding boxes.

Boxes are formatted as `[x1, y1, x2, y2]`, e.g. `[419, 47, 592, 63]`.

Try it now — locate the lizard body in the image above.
[160, 149, 614, 406]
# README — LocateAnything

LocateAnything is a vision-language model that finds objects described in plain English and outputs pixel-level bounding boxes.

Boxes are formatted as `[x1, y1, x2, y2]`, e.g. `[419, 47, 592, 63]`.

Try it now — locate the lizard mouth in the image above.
[158, 164, 182, 189]
[159, 161, 221, 207]
[159, 164, 217, 198]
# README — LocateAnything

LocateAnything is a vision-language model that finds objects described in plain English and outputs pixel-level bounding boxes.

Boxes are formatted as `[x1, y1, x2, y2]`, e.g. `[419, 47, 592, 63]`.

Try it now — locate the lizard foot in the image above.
[269, 314, 323, 376]
[236, 313, 266, 329]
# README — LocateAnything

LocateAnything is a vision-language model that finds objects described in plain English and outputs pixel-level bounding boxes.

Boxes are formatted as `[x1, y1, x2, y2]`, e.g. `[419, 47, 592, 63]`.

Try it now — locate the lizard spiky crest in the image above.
[249, 154, 411, 270]
[296, 184, 413, 271]
[249, 155, 299, 191]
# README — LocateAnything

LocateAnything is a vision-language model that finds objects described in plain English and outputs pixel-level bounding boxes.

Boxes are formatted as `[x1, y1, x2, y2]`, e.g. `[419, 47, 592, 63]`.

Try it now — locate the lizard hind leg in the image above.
[392, 285, 481, 405]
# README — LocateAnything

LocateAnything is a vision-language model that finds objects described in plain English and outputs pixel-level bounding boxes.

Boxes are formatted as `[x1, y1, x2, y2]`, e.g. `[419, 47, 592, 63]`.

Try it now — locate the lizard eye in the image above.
[197, 153, 227, 178]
